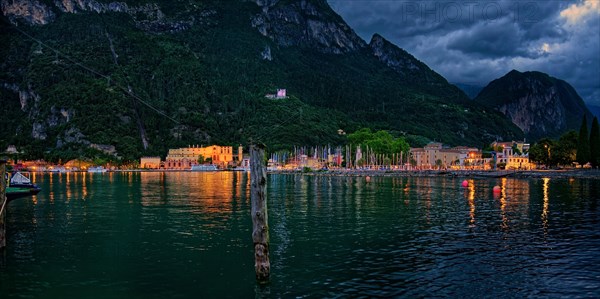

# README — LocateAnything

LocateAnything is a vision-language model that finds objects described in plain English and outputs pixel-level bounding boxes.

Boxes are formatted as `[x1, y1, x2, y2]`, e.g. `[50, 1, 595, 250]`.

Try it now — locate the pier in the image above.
[1, 159, 6, 248]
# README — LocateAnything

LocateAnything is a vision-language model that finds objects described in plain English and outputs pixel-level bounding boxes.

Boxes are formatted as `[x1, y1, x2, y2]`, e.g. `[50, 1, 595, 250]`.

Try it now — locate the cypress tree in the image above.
[590, 117, 600, 168]
[576, 115, 590, 165]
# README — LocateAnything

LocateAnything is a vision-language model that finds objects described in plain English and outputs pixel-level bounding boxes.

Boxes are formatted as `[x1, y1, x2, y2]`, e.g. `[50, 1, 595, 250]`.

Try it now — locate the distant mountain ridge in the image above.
[454, 83, 483, 100]
[474, 70, 593, 140]
[0, 0, 523, 160]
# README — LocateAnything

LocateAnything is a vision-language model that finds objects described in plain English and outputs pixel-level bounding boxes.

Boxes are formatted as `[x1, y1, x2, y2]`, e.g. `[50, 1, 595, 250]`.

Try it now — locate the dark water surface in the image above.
[1, 172, 599, 298]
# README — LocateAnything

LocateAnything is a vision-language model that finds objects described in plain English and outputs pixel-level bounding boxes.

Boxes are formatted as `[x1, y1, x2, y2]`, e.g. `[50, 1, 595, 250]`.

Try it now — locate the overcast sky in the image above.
[328, 0, 600, 106]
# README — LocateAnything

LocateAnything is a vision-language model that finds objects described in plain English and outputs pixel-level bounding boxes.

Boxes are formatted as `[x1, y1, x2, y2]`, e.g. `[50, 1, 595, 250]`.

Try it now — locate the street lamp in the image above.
[544, 144, 551, 167]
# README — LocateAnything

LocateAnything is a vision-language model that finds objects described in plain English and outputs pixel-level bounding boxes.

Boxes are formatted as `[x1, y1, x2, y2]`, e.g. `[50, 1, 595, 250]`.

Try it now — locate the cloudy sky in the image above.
[328, 0, 600, 106]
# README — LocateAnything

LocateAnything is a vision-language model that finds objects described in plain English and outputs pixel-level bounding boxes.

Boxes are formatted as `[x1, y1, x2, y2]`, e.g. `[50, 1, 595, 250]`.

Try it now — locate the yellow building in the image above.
[140, 157, 161, 169]
[410, 143, 479, 169]
[506, 156, 535, 170]
[165, 145, 235, 169]
[492, 141, 534, 170]
[464, 149, 484, 169]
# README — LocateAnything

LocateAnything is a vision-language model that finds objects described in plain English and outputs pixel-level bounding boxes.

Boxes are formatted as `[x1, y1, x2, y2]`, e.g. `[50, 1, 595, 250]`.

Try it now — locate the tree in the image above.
[356, 158, 365, 167]
[198, 154, 205, 164]
[347, 128, 410, 157]
[383, 157, 391, 166]
[554, 131, 578, 166]
[576, 115, 590, 165]
[530, 138, 555, 166]
[590, 117, 600, 168]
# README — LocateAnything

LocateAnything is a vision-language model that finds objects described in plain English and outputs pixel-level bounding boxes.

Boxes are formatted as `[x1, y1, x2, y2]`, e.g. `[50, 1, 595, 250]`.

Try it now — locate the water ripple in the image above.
[1, 174, 599, 298]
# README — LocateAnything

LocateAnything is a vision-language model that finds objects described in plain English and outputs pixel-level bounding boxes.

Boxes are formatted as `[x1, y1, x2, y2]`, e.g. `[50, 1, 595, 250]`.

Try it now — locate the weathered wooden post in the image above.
[250, 144, 270, 282]
[1, 159, 7, 249]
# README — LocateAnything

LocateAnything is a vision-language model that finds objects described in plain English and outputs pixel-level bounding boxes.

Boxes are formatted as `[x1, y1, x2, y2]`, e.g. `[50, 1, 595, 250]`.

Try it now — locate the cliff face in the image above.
[369, 34, 444, 85]
[475, 70, 593, 140]
[1, 0, 55, 25]
[250, 0, 366, 54]
[369, 33, 469, 101]
[1, 0, 207, 33]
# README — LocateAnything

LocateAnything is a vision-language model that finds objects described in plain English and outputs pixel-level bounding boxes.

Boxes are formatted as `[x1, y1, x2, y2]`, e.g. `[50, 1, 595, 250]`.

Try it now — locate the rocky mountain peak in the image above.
[1, 0, 55, 25]
[370, 33, 424, 74]
[475, 70, 593, 140]
[369, 33, 451, 88]
[250, 0, 366, 54]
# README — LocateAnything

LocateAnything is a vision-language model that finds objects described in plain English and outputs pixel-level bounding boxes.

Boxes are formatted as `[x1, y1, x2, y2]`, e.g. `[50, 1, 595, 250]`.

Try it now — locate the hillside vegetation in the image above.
[0, 0, 523, 162]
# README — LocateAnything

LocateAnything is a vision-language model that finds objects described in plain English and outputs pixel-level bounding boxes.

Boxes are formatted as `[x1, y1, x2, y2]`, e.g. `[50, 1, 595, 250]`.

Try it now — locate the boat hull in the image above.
[6, 186, 41, 201]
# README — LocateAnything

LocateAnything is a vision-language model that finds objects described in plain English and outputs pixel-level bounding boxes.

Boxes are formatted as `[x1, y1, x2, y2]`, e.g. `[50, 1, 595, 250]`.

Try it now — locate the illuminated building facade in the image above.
[165, 145, 234, 169]
[491, 141, 535, 170]
[140, 157, 161, 169]
[410, 143, 479, 169]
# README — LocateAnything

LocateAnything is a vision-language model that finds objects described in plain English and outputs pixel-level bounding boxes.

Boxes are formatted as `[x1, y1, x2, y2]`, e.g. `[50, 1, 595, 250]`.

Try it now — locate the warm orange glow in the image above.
[468, 180, 475, 225]
[82, 172, 88, 199]
[542, 178, 550, 230]
[500, 178, 508, 230]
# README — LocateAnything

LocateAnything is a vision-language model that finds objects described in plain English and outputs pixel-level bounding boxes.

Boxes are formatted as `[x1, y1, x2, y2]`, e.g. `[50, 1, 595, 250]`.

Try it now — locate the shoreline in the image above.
[267, 169, 600, 179]
[20, 169, 600, 179]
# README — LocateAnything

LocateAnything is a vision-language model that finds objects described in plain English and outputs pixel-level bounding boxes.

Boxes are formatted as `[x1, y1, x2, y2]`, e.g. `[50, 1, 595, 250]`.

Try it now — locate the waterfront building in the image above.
[410, 143, 479, 169]
[165, 145, 234, 169]
[409, 147, 426, 168]
[64, 159, 93, 171]
[463, 149, 484, 169]
[439, 146, 478, 169]
[140, 157, 161, 169]
[492, 141, 534, 170]
[410, 143, 444, 169]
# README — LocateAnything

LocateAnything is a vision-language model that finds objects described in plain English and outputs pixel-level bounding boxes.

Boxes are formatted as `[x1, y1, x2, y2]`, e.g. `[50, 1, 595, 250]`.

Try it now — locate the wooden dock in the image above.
[1, 159, 7, 248]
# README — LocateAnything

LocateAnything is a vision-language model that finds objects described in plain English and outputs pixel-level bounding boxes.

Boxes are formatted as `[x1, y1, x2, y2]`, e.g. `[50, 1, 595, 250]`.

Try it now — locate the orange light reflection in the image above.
[468, 179, 475, 226]
[542, 178, 550, 232]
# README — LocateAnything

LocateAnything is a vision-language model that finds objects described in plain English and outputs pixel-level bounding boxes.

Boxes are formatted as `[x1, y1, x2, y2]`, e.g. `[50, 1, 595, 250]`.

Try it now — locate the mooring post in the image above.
[250, 144, 270, 282]
[0, 159, 7, 249]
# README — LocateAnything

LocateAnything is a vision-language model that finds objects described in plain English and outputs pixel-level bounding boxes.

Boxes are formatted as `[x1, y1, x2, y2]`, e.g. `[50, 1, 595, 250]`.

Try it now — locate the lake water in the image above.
[1, 172, 599, 298]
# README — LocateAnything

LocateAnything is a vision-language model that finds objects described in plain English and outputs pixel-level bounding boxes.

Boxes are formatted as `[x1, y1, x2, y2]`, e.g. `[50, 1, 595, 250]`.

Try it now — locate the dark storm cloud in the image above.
[446, 18, 537, 59]
[328, 0, 600, 105]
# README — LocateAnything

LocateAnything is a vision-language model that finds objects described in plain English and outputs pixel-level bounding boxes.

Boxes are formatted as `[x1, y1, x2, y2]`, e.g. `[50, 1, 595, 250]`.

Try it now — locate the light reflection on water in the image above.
[1, 173, 599, 298]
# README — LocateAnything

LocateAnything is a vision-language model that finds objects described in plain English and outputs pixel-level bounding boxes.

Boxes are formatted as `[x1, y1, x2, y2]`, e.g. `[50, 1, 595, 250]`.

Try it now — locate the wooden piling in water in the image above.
[250, 144, 270, 282]
[1, 159, 7, 249]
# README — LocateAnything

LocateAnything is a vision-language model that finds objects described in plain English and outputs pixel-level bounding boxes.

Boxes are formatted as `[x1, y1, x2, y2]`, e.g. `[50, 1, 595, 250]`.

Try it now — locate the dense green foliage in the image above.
[553, 131, 578, 166]
[529, 139, 555, 167]
[589, 117, 600, 168]
[530, 131, 578, 167]
[576, 115, 591, 165]
[347, 128, 409, 156]
[0, 0, 523, 162]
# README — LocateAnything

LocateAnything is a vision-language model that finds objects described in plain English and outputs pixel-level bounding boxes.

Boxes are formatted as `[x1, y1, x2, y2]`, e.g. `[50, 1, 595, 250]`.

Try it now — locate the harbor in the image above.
[1, 171, 599, 297]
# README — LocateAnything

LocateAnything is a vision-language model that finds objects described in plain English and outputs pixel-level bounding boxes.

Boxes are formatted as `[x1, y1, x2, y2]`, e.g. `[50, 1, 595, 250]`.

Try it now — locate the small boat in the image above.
[6, 172, 41, 201]
[48, 166, 69, 173]
[88, 166, 108, 173]
[190, 164, 219, 171]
